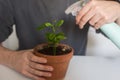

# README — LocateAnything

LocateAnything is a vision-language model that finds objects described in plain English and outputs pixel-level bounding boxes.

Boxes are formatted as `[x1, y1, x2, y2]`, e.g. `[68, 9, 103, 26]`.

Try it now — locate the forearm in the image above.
[0, 44, 16, 68]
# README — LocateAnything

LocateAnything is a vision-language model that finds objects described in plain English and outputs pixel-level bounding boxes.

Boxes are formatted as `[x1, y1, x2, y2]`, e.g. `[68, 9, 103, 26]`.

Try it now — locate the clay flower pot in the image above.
[34, 43, 73, 80]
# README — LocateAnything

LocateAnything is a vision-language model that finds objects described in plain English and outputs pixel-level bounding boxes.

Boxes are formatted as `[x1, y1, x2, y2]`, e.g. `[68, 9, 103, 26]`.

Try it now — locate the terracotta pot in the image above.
[34, 43, 74, 80]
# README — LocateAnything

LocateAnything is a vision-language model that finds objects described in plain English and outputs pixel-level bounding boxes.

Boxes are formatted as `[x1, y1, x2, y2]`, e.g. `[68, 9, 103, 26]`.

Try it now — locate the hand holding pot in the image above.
[10, 49, 53, 80]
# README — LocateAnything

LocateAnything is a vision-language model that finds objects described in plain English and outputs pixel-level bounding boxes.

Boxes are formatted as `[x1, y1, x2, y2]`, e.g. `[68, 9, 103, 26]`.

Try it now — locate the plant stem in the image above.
[52, 25, 55, 33]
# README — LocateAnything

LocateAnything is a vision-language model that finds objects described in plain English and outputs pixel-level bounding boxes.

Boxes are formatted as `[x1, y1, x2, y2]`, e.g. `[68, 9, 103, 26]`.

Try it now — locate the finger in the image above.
[94, 18, 106, 29]
[29, 61, 53, 71]
[78, 7, 96, 29]
[89, 13, 101, 26]
[27, 67, 52, 77]
[22, 49, 34, 52]
[28, 49, 34, 52]
[28, 53, 47, 63]
[23, 70, 46, 80]
[76, 1, 92, 24]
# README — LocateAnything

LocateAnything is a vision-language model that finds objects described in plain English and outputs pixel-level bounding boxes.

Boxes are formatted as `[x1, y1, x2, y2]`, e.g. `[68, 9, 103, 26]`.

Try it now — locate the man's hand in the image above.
[76, 0, 120, 29]
[10, 50, 53, 80]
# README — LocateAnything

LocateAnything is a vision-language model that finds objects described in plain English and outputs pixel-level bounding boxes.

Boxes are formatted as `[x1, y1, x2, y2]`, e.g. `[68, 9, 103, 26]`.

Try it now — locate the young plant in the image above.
[37, 20, 67, 55]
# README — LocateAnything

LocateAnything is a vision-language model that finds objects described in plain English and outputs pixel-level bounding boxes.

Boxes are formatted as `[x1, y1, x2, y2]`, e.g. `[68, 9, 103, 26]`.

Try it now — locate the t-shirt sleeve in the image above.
[0, 0, 14, 43]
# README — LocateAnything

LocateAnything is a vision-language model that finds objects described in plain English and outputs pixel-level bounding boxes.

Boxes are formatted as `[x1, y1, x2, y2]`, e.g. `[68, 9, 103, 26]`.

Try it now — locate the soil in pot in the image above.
[34, 43, 73, 80]
[38, 45, 72, 55]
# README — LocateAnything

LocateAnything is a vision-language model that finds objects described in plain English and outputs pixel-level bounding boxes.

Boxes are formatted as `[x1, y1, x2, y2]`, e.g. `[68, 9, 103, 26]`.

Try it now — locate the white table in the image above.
[1, 56, 120, 80]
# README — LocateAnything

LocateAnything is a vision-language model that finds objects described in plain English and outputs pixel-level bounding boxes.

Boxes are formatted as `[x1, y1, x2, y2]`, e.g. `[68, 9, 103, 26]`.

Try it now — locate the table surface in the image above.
[1, 56, 120, 80]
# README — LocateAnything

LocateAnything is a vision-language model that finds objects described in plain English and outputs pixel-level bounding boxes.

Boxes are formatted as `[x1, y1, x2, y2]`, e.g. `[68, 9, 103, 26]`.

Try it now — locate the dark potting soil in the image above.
[38, 46, 72, 56]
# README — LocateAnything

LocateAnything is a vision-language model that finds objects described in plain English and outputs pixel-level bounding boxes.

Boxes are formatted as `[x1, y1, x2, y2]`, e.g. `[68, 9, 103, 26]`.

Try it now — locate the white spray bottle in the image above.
[65, 1, 120, 49]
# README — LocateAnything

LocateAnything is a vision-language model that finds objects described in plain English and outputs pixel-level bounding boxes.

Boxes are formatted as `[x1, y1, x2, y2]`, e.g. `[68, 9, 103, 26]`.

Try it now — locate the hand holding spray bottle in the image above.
[65, 0, 120, 49]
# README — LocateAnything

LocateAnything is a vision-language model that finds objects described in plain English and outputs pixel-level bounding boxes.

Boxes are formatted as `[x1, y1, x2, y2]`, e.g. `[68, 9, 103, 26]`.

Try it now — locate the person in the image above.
[0, 0, 120, 80]
[76, 0, 120, 29]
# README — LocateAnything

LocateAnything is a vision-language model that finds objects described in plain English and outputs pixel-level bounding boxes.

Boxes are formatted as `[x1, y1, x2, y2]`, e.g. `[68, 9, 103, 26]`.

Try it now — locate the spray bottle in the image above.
[65, 1, 120, 49]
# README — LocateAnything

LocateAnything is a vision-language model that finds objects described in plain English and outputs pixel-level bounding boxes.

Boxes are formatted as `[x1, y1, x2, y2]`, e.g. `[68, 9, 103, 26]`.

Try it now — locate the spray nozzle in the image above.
[65, 0, 87, 16]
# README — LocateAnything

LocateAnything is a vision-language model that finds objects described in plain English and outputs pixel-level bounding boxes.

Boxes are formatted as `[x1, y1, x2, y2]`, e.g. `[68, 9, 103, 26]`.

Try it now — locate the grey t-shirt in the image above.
[0, 0, 89, 55]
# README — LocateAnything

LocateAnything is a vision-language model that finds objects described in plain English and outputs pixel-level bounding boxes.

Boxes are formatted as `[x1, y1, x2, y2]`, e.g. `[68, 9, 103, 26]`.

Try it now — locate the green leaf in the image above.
[46, 33, 56, 42]
[37, 24, 46, 31]
[37, 22, 53, 31]
[56, 33, 67, 40]
[37, 19, 66, 55]
[55, 20, 64, 27]
[45, 22, 53, 27]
